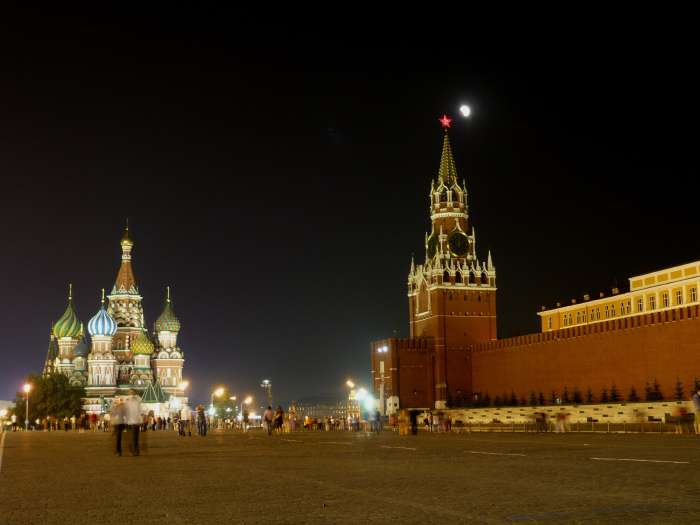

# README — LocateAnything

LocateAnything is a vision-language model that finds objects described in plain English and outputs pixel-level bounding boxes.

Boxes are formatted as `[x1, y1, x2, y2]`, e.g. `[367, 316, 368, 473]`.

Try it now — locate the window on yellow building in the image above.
[595, 307, 601, 320]
[676, 290, 683, 305]
[611, 304, 616, 317]
[637, 298, 643, 312]
[662, 292, 669, 307]
[691, 288, 698, 302]
[649, 295, 656, 310]
[626, 301, 631, 314]
[620, 302, 625, 316]
[605, 305, 609, 318]
[547, 317, 552, 329]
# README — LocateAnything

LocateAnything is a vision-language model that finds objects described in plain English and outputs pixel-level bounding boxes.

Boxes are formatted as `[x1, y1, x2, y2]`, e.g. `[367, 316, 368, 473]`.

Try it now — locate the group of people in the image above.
[262, 406, 285, 435]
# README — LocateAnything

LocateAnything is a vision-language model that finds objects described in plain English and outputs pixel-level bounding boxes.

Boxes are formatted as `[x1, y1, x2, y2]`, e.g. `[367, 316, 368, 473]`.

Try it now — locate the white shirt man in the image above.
[124, 392, 142, 426]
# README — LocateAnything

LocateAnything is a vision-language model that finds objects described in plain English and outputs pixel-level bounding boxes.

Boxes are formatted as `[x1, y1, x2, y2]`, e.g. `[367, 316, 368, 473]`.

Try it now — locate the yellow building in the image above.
[539, 261, 700, 332]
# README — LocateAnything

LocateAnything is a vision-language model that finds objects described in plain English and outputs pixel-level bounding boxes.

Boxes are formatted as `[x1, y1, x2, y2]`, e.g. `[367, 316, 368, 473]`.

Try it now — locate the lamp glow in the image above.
[213, 387, 225, 397]
[23, 383, 31, 393]
[346, 380, 355, 388]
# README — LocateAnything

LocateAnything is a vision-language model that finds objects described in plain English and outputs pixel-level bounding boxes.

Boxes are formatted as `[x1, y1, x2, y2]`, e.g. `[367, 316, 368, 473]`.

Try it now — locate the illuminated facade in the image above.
[538, 262, 700, 331]
[43, 227, 187, 413]
[371, 119, 700, 412]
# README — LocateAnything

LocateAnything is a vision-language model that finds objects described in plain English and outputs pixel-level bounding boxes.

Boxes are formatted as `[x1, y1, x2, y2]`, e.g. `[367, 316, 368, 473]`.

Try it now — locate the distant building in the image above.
[292, 396, 352, 420]
[42, 226, 187, 415]
[371, 119, 700, 413]
[0, 400, 13, 412]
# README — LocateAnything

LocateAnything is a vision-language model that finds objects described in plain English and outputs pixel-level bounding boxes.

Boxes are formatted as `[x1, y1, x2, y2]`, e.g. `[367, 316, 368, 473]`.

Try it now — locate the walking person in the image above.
[111, 399, 126, 456]
[263, 406, 274, 436]
[274, 406, 284, 434]
[196, 404, 207, 436]
[692, 389, 700, 434]
[124, 389, 142, 456]
[179, 404, 191, 436]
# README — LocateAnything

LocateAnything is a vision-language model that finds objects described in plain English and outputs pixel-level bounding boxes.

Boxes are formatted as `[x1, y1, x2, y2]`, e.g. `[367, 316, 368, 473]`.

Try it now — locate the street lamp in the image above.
[0, 408, 7, 433]
[210, 386, 225, 410]
[260, 379, 272, 407]
[23, 383, 31, 431]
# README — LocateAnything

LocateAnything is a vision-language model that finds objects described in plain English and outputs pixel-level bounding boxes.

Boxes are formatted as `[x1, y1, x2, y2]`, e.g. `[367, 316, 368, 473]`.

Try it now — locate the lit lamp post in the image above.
[241, 396, 252, 430]
[260, 379, 272, 408]
[0, 408, 7, 433]
[23, 383, 31, 431]
[210, 387, 225, 429]
[346, 380, 357, 420]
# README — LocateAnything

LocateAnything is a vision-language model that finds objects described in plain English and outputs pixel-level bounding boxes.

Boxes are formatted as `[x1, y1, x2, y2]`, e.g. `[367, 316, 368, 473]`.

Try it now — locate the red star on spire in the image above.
[439, 114, 452, 128]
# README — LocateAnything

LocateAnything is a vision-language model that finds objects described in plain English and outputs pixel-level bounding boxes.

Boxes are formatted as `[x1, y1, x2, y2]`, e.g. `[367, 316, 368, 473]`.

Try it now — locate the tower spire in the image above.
[68, 282, 73, 302]
[113, 223, 137, 294]
[438, 116, 458, 185]
[101, 288, 105, 306]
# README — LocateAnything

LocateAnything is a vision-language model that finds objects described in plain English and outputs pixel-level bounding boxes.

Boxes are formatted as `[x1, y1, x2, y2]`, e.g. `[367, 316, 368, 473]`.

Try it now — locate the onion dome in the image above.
[132, 331, 154, 355]
[53, 284, 82, 338]
[73, 333, 90, 357]
[155, 286, 180, 332]
[88, 289, 118, 337]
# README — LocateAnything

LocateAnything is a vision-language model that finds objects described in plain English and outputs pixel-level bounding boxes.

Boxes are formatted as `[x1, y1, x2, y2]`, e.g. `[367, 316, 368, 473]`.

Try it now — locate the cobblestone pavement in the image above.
[1, 429, 699, 524]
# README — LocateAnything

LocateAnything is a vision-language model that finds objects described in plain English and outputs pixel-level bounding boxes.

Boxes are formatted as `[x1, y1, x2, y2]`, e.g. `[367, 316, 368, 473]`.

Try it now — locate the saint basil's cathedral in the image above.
[43, 226, 187, 414]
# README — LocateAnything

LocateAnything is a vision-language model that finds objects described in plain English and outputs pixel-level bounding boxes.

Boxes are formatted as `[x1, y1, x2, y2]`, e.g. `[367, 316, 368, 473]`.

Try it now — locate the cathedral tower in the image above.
[153, 287, 184, 396]
[52, 284, 82, 377]
[86, 289, 118, 398]
[406, 115, 497, 407]
[107, 223, 146, 367]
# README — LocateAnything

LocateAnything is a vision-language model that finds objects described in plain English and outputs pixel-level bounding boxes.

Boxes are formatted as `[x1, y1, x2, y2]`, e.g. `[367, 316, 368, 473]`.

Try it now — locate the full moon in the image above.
[459, 104, 471, 117]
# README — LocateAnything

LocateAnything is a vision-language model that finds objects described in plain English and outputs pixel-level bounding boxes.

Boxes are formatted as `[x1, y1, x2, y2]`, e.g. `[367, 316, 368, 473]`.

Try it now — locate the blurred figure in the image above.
[263, 406, 274, 436]
[692, 389, 700, 434]
[409, 410, 418, 435]
[536, 412, 547, 433]
[124, 389, 142, 456]
[274, 406, 284, 433]
[242, 408, 249, 432]
[555, 412, 567, 433]
[111, 399, 126, 456]
[289, 405, 297, 432]
[179, 403, 191, 436]
[196, 404, 207, 436]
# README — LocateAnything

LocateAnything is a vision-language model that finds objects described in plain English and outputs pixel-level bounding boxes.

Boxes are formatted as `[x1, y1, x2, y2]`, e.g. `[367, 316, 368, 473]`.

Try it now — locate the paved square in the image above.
[1, 429, 699, 524]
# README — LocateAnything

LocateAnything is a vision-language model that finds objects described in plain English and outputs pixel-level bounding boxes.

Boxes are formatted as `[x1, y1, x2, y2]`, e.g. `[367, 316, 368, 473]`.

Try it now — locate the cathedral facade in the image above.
[371, 117, 700, 412]
[43, 227, 187, 413]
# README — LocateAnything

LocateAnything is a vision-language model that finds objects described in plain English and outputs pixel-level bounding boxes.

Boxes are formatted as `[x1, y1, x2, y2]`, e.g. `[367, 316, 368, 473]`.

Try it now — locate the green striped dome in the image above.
[131, 331, 154, 355]
[53, 300, 82, 339]
[155, 291, 180, 332]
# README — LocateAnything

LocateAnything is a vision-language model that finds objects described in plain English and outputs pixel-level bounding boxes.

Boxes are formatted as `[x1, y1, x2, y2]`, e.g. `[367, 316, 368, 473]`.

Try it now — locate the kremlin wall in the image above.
[370, 119, 700, 412]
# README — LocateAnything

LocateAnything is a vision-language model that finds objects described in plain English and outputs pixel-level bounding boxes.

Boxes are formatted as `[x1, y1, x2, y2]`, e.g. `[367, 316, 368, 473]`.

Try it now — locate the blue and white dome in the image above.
[88, 293, 118, 337]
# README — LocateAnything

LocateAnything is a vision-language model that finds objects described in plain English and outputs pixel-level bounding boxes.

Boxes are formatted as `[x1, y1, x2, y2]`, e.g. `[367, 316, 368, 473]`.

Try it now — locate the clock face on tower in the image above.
[426, 234, 438, 258]
[448, 231, 469, 257]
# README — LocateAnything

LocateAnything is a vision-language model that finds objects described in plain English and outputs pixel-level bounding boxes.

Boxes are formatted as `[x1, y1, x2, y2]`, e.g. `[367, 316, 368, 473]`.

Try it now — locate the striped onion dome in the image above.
[53, 285, 82, 338]
[131, 331, 154, 355]
[88, 290, 117, 337]
[155, 287, 180, 332]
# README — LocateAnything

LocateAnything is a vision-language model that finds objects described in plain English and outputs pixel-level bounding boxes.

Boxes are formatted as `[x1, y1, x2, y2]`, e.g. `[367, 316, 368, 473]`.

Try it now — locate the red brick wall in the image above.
[472, 306, 700, 401]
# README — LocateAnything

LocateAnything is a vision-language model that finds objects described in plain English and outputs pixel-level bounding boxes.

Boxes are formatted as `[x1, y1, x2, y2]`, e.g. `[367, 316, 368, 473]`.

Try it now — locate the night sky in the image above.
[2, 12, 698, 404]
